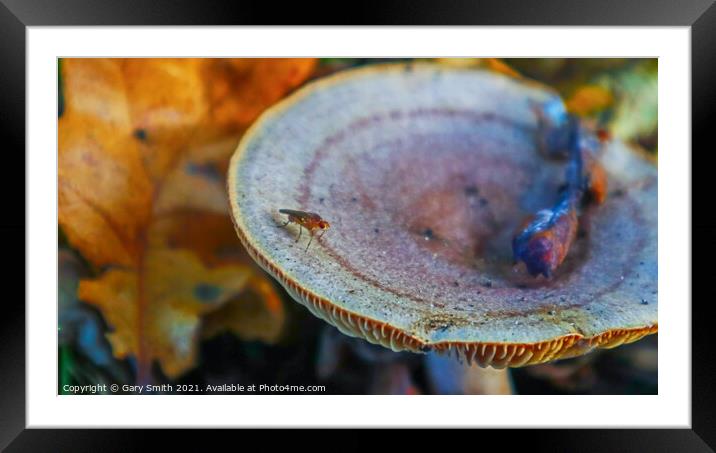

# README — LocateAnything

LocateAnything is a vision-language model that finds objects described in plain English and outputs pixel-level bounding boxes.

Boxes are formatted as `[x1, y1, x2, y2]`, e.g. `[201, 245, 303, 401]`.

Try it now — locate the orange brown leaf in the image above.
[435, 58, 522, 79]
[566, 85, 613, 116]
[60, 58, 314, 381]
[202, 277, 285, 344]
[59, 59, 154, 268]
[78, 249, 252, 378]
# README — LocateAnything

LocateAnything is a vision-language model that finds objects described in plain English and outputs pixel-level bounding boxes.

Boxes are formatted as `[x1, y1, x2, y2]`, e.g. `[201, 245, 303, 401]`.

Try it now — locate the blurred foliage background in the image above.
[58, 58, 657, 395]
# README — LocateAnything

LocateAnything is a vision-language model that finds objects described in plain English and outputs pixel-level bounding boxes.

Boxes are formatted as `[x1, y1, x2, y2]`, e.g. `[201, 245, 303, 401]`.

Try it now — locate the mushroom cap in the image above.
[228, 64, 657, 368]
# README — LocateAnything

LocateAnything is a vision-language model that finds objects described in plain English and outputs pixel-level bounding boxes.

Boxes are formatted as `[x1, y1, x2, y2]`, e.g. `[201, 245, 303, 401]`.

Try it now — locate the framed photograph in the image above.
[4, 0, 712, 449]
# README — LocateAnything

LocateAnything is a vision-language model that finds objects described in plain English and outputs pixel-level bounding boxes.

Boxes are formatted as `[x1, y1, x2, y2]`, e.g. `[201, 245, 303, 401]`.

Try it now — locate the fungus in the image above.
[227, 64, 657, 372]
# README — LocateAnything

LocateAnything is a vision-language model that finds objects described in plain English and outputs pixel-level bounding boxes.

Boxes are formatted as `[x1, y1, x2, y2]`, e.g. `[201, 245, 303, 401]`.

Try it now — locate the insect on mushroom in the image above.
[277, 209, 331, 251]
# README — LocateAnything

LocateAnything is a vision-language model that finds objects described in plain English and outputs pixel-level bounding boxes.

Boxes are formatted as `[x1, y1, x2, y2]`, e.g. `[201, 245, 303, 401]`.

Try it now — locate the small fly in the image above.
[277, 209, 331, 251]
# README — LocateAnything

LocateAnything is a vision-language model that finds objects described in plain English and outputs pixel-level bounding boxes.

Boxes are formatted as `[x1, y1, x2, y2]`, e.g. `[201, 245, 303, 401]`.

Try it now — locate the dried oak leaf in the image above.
[202, 277, 285, 343]
[59, 59, 153, 268]
[60, 58, 315, 380]
[152, 209, 285, 343]
[78, 248, 251, 378]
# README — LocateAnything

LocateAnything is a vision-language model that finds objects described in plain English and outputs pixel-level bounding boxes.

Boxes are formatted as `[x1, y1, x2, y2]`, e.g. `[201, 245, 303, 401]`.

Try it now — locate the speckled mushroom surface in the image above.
[228, 64, 657, 368]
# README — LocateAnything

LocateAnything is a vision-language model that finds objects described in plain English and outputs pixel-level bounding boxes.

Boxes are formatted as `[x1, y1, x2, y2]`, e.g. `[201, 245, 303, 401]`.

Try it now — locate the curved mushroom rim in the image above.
[228, 204, 656, 368]
[227, 63, 658, 368]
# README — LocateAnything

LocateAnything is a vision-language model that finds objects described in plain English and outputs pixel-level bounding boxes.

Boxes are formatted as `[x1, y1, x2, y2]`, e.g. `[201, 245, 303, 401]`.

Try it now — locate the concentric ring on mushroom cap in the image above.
[228, 63, 657, 368]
